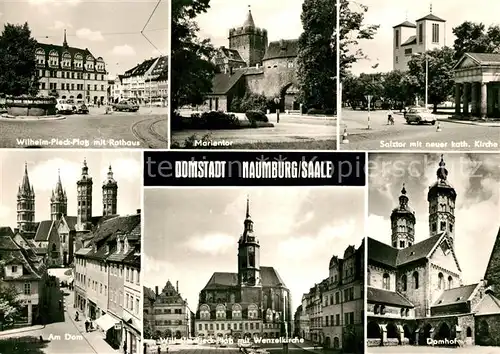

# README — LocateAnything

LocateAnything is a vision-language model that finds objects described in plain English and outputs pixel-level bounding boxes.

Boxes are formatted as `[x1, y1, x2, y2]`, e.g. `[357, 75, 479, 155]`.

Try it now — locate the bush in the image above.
[245, 110, 269, 123]
[306, 108, 336, 115]
[199, 111, 240, 129]
[170, 111, 184, 131]
[239, 92, 272, 112]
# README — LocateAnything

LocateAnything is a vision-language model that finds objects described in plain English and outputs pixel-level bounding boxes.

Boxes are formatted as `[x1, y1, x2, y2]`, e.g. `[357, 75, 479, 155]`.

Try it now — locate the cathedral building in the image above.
[195, 198, 292, 340]
[35, 30, 108, 104]
[393, 7, 446, 71]
[15, 159, 119, 266]
[203, 8, 300, 112]
[367, 155, 500, 348]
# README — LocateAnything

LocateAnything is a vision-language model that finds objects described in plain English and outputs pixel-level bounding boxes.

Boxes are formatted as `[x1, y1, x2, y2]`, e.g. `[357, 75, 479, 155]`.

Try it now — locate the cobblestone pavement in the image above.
[368, 345, 500, 353]
[339, 109, 499, 151]
[0, 107, 168, 149]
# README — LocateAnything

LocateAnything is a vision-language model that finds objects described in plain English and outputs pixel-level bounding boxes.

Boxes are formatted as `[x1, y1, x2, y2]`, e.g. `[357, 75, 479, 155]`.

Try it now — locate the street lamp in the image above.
[425, 54, 429, 108]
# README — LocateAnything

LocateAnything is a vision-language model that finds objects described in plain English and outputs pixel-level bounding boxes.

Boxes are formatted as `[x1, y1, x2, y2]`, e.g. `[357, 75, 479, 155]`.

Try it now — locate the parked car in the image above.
[56, 99, 75, 114]
[405, 107, 436, 125]
[75, 100, 89, 114]
[113, 100, 139, 112]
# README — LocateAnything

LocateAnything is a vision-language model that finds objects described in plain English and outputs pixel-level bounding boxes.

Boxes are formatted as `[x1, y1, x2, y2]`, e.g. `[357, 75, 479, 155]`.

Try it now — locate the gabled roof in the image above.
[453, 53, 500, 70]
[0, 231, 45, 281]
[367, 287, 414, 307]
[263, 39, 298, 61]
[61, 215, 78, 231]
[484, 227, 500, 286]
[36, 42, 97, 62]
[401, 35, 417, 47]
[86, 214, 141, 244]
[416, 14, 446, 23]
[34, 220, 57, 242]
[202, 266, 286, 290]
[211, 70, 246, 95]
[0, 227, 14, 238]
[217, 47, 245, 63]
[474, 292, 500, 315]
[433, 283, 479, 307]
[393, 21, 416, 29]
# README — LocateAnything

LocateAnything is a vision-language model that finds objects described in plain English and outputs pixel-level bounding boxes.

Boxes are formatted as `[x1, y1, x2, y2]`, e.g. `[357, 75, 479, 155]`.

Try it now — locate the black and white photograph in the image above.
[170, 0, 337, 149]
[0, 0, 168, 149]
[366, 152, 500, 352]
[338, 0, 500, 151]
[0, 150, 142, 353]
[142, 188, 364, 353]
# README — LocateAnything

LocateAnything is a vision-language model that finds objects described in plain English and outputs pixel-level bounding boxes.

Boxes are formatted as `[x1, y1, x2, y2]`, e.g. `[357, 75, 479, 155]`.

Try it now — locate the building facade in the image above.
[393, 9, 446, 71]
[367, 155, 500, 348]
[295, 243, 364, 352]
[143, 281, 193, 339]
[35, 30, 108, 104]
[194, 198, 292, 340]
[74, 212, 141, 353]
[121, 56, 168, 105]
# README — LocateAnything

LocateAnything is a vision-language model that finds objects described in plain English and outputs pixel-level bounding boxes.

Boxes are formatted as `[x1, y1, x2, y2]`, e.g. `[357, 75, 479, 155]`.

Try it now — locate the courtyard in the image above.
[368, 345, 500, 353]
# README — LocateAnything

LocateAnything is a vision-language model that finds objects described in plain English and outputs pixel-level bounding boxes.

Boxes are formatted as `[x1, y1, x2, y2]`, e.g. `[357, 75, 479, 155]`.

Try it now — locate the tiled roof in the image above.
[367, 287, 414, 307]
[484, 228, 500, 286]
[474, 293, 500, 315]
[143, 286, 156, 301]
[218, 47, 245, 63]
[263, 39, 298, 61]
[75, 247, 92, 256]
[34, 220, 56, 241]
[401, 35, 417, 47]
[416, 14, 446, 23]
[367, 238, 398, 268]
[86, 214, 141, 244]
[123, 58, 156, 78]
[202, 266, 286, 290]
[0, 227, 14, 237]
[466, 53, 500, 65]
[433, 284, 479, 307]
[393, 21, 416, 28]
[150, 56, 168, 77]
[211, 71, 245, 95]
[0, 230, 45, 281]
[397, 234, 443, 266]
[62, 216, 78, 230]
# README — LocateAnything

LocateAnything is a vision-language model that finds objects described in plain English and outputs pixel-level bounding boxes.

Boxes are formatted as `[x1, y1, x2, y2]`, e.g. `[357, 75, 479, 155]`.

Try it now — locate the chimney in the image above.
[176, 281, 179, 293]
[136, 209, 141, 214]
[155, 286, 159, 296]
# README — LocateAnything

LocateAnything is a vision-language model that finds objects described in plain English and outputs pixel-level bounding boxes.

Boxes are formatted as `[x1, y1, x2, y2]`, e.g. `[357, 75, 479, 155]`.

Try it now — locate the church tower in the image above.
[17, 163, 36, 237]
[427, 155, 457, 244]
[77, 159, 93, 229]
[228, 6, 268, 67]
[102, 165, 118, 216]
[50, 169, 67, 221]
[390, 183, 416, 249]
[238, 196, 261, 286]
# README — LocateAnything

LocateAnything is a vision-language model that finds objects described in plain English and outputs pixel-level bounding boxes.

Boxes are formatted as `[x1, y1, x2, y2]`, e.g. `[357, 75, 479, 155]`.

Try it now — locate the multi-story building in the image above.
[297, 242, 364, 352]
[121, 56, 168, 104]
[393, 7, 446, 71]
[35, 30, 108, 104]
[74, 211, 141, 353]
[143, 281, 193, 339]
[0, 226, 49, 326]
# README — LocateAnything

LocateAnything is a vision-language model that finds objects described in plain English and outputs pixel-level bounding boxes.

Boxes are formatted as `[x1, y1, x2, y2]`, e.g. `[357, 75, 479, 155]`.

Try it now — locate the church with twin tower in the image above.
[16, 159, 118, 266]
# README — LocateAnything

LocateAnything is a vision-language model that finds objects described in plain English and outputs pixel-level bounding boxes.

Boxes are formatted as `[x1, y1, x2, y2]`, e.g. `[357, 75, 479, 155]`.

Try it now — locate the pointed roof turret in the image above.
[63, 29, 68, 47]
[243, 5, 255, 28]
[82, 158, 88, 176]
[18, 162, 34, 197]
[103, 164, 118, 187]
[428, 154, 457, 201]
[51, 169, 67, 202]
[240, 195, 257, 244]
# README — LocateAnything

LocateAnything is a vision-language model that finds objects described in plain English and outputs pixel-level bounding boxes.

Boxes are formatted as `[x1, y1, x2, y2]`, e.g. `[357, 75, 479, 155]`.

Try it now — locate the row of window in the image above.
[395, 23, 440, 49]
[38, 69, 105, 81]
[17, 213, 34, 221]
[154, 308, 183, 314]
[76, 259, 140, 285]
[156, 320, 183, 326]
[431, 221, 454, 233]
[39, 82, 105, 92]
[197, 321, 280, 332]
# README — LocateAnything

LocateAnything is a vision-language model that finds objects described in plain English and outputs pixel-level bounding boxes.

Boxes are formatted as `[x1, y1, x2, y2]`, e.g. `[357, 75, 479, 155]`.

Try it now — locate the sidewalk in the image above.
[437, 117, 500, 127]
[0, 324, 45, 337]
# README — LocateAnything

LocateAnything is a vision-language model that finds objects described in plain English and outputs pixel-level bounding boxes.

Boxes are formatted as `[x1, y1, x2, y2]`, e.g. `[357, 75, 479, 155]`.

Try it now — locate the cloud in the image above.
[50, 21, 72, 30]
[29, 158, 82, 193]
[99, 158, 141, 183]
[29, 0, 80, 5]
[184, 233, 238, 256]
[76, 28, 104, 42]
[111, 45, 136, 57]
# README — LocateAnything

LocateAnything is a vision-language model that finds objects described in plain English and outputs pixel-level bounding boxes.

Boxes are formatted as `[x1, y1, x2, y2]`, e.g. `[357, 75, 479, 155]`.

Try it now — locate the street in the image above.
[0, 106, 168, 149]
[339, 109, 500, 151]
[171, 112, 336, 149]
[0, 271, 117, 354]
[368, 346, 500, 353]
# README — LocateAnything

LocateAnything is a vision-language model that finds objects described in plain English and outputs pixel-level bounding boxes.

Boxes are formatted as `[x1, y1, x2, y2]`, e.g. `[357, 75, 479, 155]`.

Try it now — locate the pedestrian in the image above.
[58, 299, 62, 310]
[75, 311, 79, 321]
[123, 341, 127, 354]
[97, 101, 101, 108]
[387, 108, 394, 125]
[157, 344, 161, 354]
[85, 319, 89, 332]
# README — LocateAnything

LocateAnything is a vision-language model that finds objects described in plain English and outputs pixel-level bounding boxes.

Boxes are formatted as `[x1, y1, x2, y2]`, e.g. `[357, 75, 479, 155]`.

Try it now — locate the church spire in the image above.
[246, 194, 250, 218]
[63, 29, 68, 47]
[436, 154, 448, 182]
[243, 5, 255, 27]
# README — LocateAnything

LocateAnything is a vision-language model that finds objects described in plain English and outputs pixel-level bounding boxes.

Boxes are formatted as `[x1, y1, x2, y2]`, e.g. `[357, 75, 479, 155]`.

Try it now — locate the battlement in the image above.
[229, 26, 267, 38]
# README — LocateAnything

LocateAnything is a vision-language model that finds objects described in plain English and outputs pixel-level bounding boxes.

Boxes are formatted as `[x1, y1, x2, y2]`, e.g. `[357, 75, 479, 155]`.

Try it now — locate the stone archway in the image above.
[324, 337, 331, 348]
[419, 324, 433, 345]
[333, 337, 340, 349]
[175, 330, 182, 339]
[403, 324, 413, 344]
[367, 321, 382, 339]
[279, 83, 299, 111]
[387, 322, 399, 340]
[77, 94, 83, 99]
[436, 322, 451, 340]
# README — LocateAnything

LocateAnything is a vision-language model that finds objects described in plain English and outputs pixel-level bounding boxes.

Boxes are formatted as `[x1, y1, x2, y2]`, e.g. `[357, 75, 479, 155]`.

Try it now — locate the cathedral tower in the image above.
[427, 155, 457, 244]
[17, 163, 36, 237]
[51, 169, 67, 221]
[238, 196, 261, 286]
[390, 183, 416, 249]
[228, 6, 268, 67]
[102, 165, 118, 216]
[77, 159, 93, 228]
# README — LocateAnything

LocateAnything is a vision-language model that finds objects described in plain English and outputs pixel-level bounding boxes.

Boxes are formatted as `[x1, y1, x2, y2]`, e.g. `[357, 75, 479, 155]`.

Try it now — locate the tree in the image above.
[296, 0, 336, 110]
[339, 0, 378, 78]
[382, 70, 414, 109]
[0, 280, 22, 330]
[0, 23, 39, 96]
[407, 47, 455, 112]
[170, 0, 217, 112]
[452, 21, 500, 61]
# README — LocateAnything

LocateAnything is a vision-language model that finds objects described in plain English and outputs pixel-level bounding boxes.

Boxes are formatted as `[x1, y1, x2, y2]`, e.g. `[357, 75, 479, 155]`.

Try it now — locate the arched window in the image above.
[216, 304, 226, 319]
[405, 308, 410, 317]
[438, 273, 444, 289]
[247, 304, 258, 319]
[232, 304, 242, 319]
[380, 305, 386, 315]
[401, 274, 407, 291]
[199, 304, 210, 319]
[413, 271, 419, 289]
[448, 276, 453, 289]
[374, 304, 379, 314]
[400, 308, 405, 317]
[382, 273, 390, 290]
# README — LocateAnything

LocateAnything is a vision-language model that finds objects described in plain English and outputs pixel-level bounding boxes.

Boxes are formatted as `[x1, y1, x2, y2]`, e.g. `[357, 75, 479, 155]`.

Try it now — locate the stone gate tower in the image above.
[102, 165, 118, 216]
[51, 169, 67, 221]
[390, 183, 416, 249]
[77, 159, 93, 230]
[428, 155, 457, 244]
[238, 196, 261, 286]
[228, 6, 268, 67]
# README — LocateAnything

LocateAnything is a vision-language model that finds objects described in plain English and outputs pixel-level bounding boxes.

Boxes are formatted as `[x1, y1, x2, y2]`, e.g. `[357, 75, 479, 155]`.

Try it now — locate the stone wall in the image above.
[475, 314, 500, 346]
[245, 58, 297, 98]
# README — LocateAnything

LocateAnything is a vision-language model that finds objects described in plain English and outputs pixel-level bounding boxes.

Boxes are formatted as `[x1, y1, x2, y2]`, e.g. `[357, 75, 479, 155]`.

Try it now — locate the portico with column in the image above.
[453, 53, 500, 119]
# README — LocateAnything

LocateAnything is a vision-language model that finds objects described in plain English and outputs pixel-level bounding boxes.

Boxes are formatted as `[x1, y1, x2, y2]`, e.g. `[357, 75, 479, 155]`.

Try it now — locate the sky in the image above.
[0, 150, 142, 228]
[368, 153, 500, 285]
[0, 0, 169, 78]
[143, 187, 365, 314]
[196, 0, 304, 48]
[348, 0, 500, 75]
